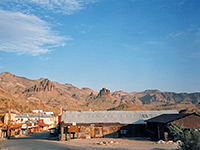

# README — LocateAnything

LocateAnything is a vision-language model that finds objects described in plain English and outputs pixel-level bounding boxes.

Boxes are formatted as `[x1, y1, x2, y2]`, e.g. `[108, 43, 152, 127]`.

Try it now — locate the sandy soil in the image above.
[0, 132, 179, 150]
[0, 138, 6, 145]
[57, 138, 179, 150]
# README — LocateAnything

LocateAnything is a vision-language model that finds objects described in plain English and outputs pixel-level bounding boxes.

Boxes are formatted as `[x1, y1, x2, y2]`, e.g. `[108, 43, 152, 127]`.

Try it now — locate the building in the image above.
[146, 113, 200, 141]
[32, 110, 43, 113]
[0, 110, 57, 138]
[0, 114, 4, 137]
[60, 110, 178, 140]
[0, 113, 23, 138]
[15, 112, 57, 129]
[3, 113, 17, 125]
[44, 112, 54, 115]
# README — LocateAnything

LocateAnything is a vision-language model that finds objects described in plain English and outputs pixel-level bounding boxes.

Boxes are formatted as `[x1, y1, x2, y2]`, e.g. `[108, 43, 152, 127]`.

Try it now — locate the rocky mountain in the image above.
[0, 72, 200, 113]
[0, 85, 31, 114]
[0, 72, 37, 94]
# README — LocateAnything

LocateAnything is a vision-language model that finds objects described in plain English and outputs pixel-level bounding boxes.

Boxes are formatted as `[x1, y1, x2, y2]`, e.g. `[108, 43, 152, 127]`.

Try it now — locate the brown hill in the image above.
[0, 72, 200, 113]
[86, 88, 121, 109]
[179, 107, 200, 114]
[0, 72, 37, 94]
[107, 103, 153, 111]
[0, 86, 30, 114]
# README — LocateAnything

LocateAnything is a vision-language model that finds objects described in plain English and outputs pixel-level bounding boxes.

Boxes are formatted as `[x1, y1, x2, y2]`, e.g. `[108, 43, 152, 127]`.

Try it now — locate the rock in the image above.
[176, 140, 182, 144]
[102, 141, 108, 144]
[94, 142, 101, 145]
[97, 88, 111, 98]
[23, 78, 55, 93]
[157, 140, 165, 144]
[166, 140, 174, 144]
[95, 141, 117, 146]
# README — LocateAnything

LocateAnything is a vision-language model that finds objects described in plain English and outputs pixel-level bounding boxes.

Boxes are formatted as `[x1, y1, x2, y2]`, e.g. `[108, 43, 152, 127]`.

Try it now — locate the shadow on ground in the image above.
[10, 131, 58, 141]
[150, 148, 177, 150]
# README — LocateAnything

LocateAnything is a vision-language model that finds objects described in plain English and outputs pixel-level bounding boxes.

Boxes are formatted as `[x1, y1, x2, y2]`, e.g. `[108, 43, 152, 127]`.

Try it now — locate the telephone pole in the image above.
[7, 100, 11, 139]
[38, 100, 40, 131]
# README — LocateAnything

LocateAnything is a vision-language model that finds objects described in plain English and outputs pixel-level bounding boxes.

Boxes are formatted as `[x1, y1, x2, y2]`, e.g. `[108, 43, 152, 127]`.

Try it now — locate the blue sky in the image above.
[0, 0, 200, 93]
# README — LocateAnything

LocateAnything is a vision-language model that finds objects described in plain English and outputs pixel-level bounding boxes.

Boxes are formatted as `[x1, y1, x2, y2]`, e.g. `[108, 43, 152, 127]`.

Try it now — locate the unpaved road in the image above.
[0, 132, 83, 150]
[0, 131, 178, 150]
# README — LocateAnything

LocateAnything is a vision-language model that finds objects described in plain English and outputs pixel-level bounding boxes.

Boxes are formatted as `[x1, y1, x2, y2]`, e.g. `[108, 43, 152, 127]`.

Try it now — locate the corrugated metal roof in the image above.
[62, 110, 178, 124]
[63, 122, 122, 127]
[15, 113, 54, 118]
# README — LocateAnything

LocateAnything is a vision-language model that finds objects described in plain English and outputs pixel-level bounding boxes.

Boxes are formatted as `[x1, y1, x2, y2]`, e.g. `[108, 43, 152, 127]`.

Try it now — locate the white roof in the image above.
[32, 110, 43, 113]
[62, 110, 178, 124]
[15, 113, 54, 118]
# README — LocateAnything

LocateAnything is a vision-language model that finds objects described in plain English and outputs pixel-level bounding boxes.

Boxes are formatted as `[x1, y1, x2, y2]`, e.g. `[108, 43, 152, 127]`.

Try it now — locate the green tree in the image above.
[167, 123, 200, 150]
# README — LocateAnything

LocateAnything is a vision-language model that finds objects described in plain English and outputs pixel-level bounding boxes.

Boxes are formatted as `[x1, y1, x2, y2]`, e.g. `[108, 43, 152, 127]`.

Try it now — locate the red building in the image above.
[146, 113, 200, 141]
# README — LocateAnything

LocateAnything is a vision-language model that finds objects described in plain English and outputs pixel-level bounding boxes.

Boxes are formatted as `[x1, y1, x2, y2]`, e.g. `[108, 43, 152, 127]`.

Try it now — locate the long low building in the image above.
[15, 112, 57, 128]
[60, 110, 178, 140]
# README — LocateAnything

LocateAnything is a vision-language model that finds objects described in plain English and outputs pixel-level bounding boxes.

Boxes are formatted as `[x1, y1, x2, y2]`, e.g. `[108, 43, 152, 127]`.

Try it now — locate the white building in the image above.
[15, 112, 57, 129]
[44, 112, 54, 115]
[32, 110, 44, 113]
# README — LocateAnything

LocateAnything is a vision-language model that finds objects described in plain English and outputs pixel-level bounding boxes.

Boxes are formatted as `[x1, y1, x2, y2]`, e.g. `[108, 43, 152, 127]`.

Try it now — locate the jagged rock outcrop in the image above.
[97, 88, 111, 98]
[23, 79, 55, 93]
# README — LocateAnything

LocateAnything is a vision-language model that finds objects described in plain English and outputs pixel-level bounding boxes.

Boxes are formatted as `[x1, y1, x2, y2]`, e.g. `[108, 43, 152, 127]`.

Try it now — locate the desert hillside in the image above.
[0, 72, 200, 114]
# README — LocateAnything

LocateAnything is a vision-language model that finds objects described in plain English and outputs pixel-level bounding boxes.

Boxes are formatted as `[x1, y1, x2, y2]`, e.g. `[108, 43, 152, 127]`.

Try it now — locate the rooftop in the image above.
[146, 113, 199, 124]
[62, 110, 178, 124]
[15, 113, 54, 118]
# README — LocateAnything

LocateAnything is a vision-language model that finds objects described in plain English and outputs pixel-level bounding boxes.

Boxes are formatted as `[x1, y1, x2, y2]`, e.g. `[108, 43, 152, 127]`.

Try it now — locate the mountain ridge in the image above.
[0, 72, 200, 113]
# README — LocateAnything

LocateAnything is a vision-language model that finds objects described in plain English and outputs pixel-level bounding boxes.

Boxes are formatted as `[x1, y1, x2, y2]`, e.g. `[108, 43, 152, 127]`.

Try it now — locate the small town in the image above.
[1, 0, 200, 149]
[1, 107, 200, 149]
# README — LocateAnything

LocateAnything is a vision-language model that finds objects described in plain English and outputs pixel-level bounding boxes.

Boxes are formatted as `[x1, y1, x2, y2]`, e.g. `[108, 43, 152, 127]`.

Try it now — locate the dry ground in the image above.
[57, 138, 179, 150]
[0, 132, 179, 150]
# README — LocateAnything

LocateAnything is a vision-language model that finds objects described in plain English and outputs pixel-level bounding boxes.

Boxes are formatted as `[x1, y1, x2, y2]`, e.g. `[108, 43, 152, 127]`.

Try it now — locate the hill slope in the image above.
[0, 72, 200, 113]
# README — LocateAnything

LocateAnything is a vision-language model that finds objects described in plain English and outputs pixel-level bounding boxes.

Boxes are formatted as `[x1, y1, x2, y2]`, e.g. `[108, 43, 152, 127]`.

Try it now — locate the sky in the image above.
[0, 0, 200, 93]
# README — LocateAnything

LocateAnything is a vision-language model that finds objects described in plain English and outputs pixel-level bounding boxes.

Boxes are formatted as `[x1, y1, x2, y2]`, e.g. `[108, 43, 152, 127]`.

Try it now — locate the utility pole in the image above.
[7, 100, 11, 139]
[27, 100, 29, 121]
[38, 100, 40, 131]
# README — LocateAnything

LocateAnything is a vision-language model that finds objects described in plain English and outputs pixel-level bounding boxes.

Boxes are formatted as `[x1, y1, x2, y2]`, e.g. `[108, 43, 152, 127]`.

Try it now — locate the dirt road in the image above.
[0, 132, 82, 150]
[0, 132, 178, 150]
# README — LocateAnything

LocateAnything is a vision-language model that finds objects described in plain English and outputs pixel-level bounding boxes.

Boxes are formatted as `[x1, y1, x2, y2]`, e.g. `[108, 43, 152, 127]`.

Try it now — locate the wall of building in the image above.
[41, 117, 56, 125]
[63, 123, 149, 140]
[64, 124, 123, 140]
[147, 114, 200, 141]
[173, 114, 200, 130]
[4, 113, 17, 125]
[120, 124, 148, 137]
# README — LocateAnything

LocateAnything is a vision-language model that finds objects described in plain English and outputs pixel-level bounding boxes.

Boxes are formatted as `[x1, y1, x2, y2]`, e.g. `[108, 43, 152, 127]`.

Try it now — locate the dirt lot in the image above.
[57, 138, 179, 150]
[0, 132, 179, 150]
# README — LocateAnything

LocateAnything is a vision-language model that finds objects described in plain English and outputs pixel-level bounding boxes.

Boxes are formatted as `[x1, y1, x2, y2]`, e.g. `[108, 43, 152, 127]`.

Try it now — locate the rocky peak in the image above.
[97, 88, 111, 98]
[89, 92, 94, 96]
[143, 89, 161, 94]
[0, 72, 16, 79]
[0, 72, 13, 75]
[23, 78, 55, 93]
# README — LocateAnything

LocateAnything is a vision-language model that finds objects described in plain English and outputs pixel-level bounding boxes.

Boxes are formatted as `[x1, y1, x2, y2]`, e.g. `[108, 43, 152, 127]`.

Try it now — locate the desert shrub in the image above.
[167, 123, 200, 150]
[178, 130, 200, 150]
